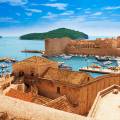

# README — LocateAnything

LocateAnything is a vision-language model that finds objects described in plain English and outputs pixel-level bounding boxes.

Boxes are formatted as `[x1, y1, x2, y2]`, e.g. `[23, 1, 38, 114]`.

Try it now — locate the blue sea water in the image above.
[0, 37, 44, 60]
[0, 36, 117, 78]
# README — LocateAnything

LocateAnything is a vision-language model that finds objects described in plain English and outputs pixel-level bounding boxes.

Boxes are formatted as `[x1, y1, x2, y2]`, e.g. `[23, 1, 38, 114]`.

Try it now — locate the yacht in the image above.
[95, 56, 110, 61]
[58, 62, 64, 66]
[102, 61, 112, 65]
[0, 64, 8, 68]
[62, 55, 72, 60]
[59, 64, 72, 70]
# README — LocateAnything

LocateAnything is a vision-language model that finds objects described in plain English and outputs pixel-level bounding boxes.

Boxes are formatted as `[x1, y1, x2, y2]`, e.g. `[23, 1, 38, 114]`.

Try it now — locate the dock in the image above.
[79, 67, 120, 74]
[21, 50, 44, 54]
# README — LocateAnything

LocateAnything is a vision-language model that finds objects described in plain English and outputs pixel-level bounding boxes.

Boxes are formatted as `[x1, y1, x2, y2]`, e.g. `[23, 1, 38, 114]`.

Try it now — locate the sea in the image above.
[0, 36, 117, 78]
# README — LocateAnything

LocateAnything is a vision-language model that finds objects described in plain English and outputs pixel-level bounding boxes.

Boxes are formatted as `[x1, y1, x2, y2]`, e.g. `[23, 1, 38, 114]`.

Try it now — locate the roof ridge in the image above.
[40, 67, 52, 78]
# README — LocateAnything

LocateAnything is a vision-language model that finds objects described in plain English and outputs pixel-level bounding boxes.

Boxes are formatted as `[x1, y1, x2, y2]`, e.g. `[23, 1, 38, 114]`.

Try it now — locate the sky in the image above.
[0, 0, 120, 36]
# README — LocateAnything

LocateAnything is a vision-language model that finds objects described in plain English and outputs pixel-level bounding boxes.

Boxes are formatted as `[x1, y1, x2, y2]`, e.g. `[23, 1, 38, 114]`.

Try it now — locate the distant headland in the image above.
[20, 28, 88, 40]
[0, 36, 2, 38]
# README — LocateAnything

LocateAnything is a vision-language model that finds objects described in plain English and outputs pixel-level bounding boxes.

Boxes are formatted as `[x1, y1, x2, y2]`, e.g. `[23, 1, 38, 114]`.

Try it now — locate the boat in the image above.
[102, 61, 112, 65]
[82, 55, 87, 58]
[59, 64, 72, 70]
[90, 64, 101, 69]
[4, 59, 12, 63]
[62, 55, 72, 60]
[95, 56, 110, 61]
[58, 62, 64, 66]
[10, 58, 17, 62]
[117, 60, 120, 66]
[0, 64, 9, 68]
[114, 57, 120, 66]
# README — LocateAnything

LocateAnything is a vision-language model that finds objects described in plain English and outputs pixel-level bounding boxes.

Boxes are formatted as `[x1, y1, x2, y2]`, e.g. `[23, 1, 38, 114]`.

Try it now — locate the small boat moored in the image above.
[0, 64, 9, 68]
[95, 56, 110, 61]
[102, 61, 112, 65]
[59, 64, 72, 71]
[62, 55, 72, 60]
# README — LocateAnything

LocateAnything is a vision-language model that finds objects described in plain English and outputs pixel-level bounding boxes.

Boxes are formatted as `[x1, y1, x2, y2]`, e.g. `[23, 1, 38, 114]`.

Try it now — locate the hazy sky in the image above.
[0, 0, 120, 36]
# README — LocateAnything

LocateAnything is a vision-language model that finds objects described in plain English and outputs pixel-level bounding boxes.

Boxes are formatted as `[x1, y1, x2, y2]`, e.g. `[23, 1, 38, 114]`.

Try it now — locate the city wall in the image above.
[45, 38, 71, 56]
[66, 48, 120, 56]
[44, 37, 120, 56]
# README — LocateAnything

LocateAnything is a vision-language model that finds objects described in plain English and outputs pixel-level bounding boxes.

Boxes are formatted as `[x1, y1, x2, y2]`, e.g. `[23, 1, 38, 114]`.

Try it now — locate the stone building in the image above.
[12, 56, 58, 77]
[11, 56, 120, 116]
[12, 56, 93, 115]
[44, 36, 120, 56]
[1, 81, 120, 120]
[45, 37, 71, 56]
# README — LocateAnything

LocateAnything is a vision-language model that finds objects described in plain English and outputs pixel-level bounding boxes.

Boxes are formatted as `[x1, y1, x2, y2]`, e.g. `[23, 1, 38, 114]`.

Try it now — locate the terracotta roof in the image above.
[14, 56, 58, 66]
[42, 67, 92, 85]
[32, 95, 52, 105]
[5, 88, 52, 104]
[45, 96, 73, 113]
[5, 89, 33, 102]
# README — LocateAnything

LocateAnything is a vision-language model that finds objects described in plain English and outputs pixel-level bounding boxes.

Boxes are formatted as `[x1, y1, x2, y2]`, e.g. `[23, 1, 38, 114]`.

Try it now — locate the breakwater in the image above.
[21, 49, 44, 54]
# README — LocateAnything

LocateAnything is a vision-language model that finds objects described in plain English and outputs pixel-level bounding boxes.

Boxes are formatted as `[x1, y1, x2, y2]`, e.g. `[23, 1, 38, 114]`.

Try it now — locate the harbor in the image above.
[0, 37, 120, 78]
[49, 55, 118, 77]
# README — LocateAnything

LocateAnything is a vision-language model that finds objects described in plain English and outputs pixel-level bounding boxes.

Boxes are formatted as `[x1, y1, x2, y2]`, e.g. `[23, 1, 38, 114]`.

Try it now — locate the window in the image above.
[19, 71, 24, 77]
[57, 87, 60, 94]
[31, 73, 34, 76]
[88, 77, 90, 82]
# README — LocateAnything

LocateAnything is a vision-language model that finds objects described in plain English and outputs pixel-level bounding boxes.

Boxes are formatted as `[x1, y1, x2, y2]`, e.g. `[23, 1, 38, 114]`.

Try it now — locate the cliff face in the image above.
[20, 28, 88, 40]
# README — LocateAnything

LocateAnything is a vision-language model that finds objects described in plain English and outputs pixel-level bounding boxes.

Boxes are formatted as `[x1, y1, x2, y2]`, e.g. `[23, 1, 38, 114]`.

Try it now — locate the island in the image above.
[0, 36, 2, 38]
[20, 28, 88, 40]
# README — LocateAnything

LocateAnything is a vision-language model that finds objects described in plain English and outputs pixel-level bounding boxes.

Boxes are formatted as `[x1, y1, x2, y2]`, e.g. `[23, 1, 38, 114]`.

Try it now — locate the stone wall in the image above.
[24, 77, 86, 114]
[44, 37, 120, 56]
[45, 38, 71, 56]
[76, 74, 120, 115]
[66, 48, 120, 56]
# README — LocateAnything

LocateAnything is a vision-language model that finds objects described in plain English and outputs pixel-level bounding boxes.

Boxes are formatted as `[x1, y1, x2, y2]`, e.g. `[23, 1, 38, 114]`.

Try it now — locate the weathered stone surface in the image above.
[0, 112, 8, 120]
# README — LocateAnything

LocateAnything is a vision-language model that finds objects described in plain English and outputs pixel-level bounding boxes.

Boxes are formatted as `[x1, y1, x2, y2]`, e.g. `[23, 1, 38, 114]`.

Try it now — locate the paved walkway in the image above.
[94, 92, 120, 120]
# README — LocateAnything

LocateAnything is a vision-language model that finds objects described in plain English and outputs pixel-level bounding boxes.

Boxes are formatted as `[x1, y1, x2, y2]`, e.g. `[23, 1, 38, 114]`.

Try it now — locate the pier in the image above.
[21, 49, 45, 54]
[79, 67, 120, 74]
